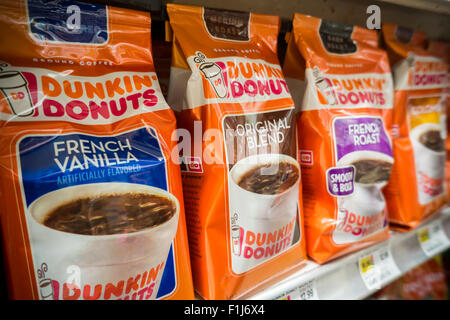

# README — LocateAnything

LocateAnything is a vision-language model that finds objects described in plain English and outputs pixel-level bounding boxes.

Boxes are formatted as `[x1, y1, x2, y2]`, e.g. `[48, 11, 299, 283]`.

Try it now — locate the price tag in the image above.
[358, 244, 401, 291]
[359, 254, 377, 290]
[418, 220, 450, 257]
[297, 280, 319, 300]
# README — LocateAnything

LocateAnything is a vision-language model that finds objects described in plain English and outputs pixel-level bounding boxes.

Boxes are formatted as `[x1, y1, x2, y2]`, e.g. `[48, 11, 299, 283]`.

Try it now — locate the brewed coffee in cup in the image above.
[418, 129, 444, 152]
[351, 159, 393, 184]
[236, 161, 299, 195]
[43, 192, 177, 236]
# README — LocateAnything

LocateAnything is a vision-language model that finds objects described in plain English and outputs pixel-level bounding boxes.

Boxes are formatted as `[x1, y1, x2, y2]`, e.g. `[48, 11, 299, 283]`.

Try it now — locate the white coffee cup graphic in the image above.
[27, 182, 179, 300]
[39, 278, 54, 300]
[0, 71, 34, 116]
[199, 62, 228, 98]
[228, 153, 300, 274]
[333, 151, 392, 244]
[410, 123, 446, 204]
[333, 183, 387, 244]
[231, 225, 242, 256]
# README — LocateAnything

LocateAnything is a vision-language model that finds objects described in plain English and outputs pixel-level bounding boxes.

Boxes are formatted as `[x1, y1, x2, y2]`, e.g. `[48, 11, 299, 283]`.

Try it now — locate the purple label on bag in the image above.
[333, 116, 392, 161]
[326, 166, 355, 196]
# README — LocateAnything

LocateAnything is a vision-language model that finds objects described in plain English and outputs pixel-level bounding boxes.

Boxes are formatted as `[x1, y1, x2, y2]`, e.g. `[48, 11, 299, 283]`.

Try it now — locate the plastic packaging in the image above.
[0, 0, 194, 300]
[427, 41, 450, 202]
[283, 13, 393, 263]
[167, 3, 306, 299]
[382, 24, 448, 230]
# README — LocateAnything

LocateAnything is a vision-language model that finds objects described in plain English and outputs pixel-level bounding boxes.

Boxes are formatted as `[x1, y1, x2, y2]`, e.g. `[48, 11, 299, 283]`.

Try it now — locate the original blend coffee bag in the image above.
[167, 4, 306, 299]
[0, 0, 194, 300]
[382, 24, 448, 229]
[283, 13, 394, 263]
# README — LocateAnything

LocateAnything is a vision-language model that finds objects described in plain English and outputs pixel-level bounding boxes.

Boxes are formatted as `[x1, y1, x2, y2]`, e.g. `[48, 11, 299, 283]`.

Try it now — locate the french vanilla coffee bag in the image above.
[283, 13, 393, 264]
[0, 0, 194, 300]
[428, 41, 450, 202]
[166, 4, 306, 299]
[382, 24, 448, 230]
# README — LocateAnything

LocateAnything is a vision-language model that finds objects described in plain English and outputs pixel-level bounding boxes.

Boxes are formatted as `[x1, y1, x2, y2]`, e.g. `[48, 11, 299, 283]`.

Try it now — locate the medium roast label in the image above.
[319, 20, 357, 54]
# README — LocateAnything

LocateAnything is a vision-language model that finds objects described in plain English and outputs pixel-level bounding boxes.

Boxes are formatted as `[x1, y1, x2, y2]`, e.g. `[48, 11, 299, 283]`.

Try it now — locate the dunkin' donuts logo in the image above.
[335, 209, 386, 238]
[230, 212, 296, 261]
[310, 67, 393, 109]
[407, 55, 447, 88]
[194, 52, 291, 102]
[418, 171, 444, 198]
[37, 262, 165, 300]
[0, 66, 166, 123]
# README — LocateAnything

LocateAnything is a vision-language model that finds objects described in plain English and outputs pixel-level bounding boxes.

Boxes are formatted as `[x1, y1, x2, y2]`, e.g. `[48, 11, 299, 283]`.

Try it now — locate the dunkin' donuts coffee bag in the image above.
[0, 0, 194, 300]
[428, 41, 450, 202]
[382, 24, 448, 229]
[283, 14, 393, 263]
[167, 4, 306, 299]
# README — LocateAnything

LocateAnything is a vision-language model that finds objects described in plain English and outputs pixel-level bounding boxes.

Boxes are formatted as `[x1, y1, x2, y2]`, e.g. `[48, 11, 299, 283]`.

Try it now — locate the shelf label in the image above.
[275, 280, 319, 300]
[417, 220, 450, 257]
[358, 244, 401, 291]
[297, 280, 319, 300]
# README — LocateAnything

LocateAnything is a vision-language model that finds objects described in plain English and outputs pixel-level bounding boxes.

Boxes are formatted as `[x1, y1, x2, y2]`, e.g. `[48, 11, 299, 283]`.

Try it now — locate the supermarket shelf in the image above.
[109, 0, 450, 16]
[247, 206, 450, 300]
[379, 0, 450, 15]
[165, 0, 450, 41]
[89, 0, 450, 41]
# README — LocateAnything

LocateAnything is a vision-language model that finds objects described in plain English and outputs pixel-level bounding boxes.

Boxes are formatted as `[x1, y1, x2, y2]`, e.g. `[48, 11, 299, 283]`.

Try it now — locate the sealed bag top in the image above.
[167, 3, 294, 113]
[382, 23, 427, 65]
[167, 4, 306, 299]
[284, 13, 392, 109]
[382, 23, 447, 91]
[283, 13, 394, 264]
[0, 0, 194, 300]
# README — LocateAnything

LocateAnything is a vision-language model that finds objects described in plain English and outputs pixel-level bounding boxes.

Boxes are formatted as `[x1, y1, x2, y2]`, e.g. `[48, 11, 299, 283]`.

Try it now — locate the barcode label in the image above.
[275, 280, 319, 300]
[358, 243, 401, 290]
[297, 280, 319, 300]
[418, 220, 450, 257]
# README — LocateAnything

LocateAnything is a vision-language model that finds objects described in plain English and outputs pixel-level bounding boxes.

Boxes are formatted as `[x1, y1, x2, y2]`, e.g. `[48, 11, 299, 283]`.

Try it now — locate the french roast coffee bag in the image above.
[283, 13, 393, 264]
[0, 0, 194, 300]
[382, 24, 448, 230]
[166, 4, 306, 299]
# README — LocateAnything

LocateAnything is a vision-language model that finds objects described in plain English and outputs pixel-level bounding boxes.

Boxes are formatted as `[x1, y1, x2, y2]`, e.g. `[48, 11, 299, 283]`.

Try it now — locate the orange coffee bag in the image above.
[283, 14, 393, 263]
[428, 40, 450, 202]
[167, 4, 306, 299]
[0, 0, 194, 300]
[382, 24, 448, 229]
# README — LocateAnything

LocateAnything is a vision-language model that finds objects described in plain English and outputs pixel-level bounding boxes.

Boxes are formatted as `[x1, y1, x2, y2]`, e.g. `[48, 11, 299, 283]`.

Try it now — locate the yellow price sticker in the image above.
[418, 228, 430, 243]
[359, 255, 374, 274]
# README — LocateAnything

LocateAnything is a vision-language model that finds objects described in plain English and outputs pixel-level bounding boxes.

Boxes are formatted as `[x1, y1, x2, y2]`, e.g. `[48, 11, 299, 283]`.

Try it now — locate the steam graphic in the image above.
[0, 62, 34, 117]
[194, 51, 228, 98]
